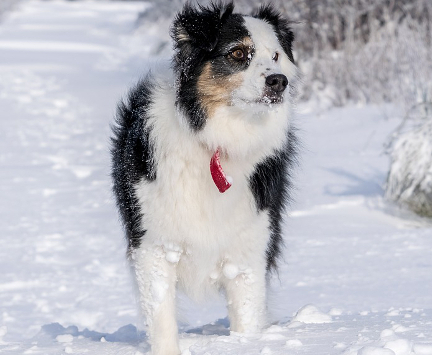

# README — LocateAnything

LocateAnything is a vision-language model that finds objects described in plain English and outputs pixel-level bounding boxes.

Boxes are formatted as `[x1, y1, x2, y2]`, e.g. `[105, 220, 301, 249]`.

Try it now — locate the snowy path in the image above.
[0, 0, 149, 348]
[0, 1, 431, 354]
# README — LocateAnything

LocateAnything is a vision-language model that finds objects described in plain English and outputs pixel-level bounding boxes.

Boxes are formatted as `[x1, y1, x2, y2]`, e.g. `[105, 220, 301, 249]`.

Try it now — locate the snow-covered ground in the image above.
[0, 1, 431, 354]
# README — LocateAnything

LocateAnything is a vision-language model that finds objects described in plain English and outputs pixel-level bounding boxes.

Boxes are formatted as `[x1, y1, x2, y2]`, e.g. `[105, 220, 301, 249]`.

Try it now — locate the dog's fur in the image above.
[111, 2, 298, 354]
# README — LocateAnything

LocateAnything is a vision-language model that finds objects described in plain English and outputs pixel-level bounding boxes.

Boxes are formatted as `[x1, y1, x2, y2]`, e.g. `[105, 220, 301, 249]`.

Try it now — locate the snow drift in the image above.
[385, 118, 432, 217]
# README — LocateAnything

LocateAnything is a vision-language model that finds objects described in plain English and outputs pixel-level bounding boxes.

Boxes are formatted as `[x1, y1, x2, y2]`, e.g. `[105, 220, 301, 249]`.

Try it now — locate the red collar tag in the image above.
[210, 149, 232, 193]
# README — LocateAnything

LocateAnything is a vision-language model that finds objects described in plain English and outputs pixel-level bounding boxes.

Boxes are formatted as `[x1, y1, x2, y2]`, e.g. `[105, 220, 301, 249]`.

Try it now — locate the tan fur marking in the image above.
[242, 36, 253, 49]
[176, 29, 190, 43]
[197, 63, 243, 116]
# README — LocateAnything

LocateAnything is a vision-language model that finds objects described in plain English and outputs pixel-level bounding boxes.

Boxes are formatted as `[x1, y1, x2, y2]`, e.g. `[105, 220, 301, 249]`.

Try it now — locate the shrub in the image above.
[385, 109, 432, 217]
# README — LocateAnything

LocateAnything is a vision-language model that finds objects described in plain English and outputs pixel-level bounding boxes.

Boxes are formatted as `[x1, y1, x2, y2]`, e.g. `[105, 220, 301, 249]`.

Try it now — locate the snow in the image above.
[164, 242, 183, 264]
[166, 251, 182, 264]
[286, 339, 303, 347]
[56, 334, 74, 343]
[222, 263, 240, 280]
[0, 1, 431, 354]
[292, 305, 332, 324]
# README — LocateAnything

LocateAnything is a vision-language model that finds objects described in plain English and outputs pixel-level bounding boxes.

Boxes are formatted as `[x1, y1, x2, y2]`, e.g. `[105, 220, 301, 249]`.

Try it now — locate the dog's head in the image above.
[171, 2, 297, 154]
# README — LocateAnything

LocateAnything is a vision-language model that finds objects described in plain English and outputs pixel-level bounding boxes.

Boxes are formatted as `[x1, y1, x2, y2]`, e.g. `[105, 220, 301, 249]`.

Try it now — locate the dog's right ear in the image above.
[171, 1, 234, 53]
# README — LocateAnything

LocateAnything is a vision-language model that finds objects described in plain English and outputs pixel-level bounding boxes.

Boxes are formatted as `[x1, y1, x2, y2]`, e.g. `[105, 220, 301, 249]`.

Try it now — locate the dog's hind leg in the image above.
[132, 244, 180, 355]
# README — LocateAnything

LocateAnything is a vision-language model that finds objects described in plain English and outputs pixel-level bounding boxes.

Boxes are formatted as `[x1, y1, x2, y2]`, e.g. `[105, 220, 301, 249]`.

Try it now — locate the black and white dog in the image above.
[111, 2, 297, 354]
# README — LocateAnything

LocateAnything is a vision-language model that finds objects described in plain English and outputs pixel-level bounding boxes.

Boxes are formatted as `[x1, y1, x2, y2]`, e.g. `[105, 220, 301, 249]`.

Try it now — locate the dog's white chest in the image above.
[134, 142, 270, 295]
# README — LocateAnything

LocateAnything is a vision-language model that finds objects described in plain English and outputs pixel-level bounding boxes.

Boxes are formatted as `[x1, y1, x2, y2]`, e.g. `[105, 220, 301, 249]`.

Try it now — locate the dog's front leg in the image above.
[223, 264, 267, 334]
[133, 245, 180, 355]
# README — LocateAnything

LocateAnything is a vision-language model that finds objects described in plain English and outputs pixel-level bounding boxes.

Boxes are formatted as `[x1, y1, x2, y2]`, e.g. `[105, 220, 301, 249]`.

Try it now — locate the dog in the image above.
[111, 2, 298, 354]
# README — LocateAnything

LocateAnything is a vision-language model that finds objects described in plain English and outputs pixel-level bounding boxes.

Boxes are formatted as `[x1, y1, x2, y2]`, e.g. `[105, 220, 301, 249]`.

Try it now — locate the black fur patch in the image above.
[254, 5, 295, 63]
[249, 130, 298, 272]
[171, 2, 249, 131]
[111, 75, 156, 251]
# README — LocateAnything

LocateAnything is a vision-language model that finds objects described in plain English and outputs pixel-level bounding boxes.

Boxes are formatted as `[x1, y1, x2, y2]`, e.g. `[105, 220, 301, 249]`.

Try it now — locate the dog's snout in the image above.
[265, 74, 288, 93]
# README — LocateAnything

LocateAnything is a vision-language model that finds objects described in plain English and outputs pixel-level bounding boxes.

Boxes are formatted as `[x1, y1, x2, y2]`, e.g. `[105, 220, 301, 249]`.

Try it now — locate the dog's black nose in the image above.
[265, 74, 288, 93]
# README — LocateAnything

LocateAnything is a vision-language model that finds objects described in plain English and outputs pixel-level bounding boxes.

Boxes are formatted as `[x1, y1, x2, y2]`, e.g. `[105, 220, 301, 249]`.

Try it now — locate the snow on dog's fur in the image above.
[111, 2, 298, 354]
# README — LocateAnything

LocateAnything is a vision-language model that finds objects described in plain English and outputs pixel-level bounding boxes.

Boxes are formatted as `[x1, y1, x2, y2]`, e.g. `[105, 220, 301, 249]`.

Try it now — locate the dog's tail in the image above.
[110, 75, 156, 252]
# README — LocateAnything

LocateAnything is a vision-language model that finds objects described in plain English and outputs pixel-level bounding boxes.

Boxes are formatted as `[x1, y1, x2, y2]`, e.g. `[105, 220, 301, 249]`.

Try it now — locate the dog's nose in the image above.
[265, 74, 288, 93]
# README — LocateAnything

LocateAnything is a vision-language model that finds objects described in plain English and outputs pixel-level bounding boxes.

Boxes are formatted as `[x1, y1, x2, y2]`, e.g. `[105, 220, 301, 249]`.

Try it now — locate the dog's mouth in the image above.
[258, 85, 285, 105]
[233, 95, 284, 107]
[257, 95, 284, 105]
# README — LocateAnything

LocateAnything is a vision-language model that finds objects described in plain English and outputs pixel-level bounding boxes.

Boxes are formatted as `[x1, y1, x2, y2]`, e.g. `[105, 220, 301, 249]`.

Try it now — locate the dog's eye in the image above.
[229, 48, 246, 61]
[272, 52, 279, 62]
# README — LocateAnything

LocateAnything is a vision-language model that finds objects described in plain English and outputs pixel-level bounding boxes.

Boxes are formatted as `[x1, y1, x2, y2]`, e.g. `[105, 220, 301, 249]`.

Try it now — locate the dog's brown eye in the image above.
[272, 52, 279, 62]
[230, 48, 246, 61]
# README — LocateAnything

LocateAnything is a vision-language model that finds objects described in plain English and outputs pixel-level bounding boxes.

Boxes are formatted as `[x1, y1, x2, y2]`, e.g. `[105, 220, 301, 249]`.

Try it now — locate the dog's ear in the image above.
[171, 1, 234, 53]
[254, 4, 295, 63]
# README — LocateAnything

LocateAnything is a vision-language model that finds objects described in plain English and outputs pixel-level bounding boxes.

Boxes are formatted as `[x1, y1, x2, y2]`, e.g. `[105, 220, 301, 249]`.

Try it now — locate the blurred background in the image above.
[138, 0, 432, 107]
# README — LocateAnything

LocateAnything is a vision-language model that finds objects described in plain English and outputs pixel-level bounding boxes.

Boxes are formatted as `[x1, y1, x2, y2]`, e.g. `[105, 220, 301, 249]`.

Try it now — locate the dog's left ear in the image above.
[171, 1, 234, 53]
[254, 4, 295, 63]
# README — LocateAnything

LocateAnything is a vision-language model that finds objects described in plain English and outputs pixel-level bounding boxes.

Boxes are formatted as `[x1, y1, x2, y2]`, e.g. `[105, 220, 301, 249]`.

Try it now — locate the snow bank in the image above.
[291, 304, 332, 324]
[385, 119, 432, 217]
